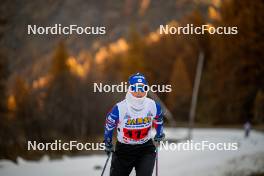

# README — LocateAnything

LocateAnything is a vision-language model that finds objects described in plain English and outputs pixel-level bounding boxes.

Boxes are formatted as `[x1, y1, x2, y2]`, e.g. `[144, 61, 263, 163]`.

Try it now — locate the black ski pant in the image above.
[110, 139, 156, 176]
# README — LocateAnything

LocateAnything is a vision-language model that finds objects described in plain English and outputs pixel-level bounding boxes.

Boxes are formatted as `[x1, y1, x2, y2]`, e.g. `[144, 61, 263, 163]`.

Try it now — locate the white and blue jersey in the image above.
[104, 97, 163, 144]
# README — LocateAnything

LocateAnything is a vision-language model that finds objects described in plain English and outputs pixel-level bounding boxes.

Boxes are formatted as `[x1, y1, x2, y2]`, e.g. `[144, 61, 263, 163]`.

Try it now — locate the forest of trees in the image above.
[103, 0, 264, 124]
[198, 0, 264, 124]
[0, 0, 263, 160]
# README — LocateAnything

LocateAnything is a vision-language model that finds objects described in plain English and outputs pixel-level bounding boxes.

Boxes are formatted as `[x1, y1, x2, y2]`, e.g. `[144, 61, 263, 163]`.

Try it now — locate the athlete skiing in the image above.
[103, 73, 165, 176]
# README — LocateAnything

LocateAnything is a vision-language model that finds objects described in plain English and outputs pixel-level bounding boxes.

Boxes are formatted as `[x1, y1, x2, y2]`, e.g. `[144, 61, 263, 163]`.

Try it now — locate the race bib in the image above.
[123, 126, 151, 140]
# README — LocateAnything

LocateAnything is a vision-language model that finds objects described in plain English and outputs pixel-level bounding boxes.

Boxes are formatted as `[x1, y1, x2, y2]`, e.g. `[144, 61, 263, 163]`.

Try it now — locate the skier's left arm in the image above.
[153, 102, 165, 141]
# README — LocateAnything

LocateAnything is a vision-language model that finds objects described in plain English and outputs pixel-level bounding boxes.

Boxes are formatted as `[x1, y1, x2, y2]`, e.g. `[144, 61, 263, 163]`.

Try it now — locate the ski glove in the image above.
[154, 133, 165, 142]
[104, 138, 113, 155]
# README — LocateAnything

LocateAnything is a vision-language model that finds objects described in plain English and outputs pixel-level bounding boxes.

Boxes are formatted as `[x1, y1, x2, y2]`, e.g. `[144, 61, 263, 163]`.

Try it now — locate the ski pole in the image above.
[156, 146, 158, 176]
[101, 152, 111, 176]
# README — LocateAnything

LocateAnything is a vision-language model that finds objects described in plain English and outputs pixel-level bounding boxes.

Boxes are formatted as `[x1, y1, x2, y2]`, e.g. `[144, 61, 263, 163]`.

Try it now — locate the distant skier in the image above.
[104, 73, 165, 176]
[244, 121, 251, 138]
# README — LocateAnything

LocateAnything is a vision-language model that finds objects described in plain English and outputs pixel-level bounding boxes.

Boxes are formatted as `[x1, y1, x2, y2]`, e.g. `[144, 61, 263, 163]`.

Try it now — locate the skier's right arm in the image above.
[104, 105, 119, 143]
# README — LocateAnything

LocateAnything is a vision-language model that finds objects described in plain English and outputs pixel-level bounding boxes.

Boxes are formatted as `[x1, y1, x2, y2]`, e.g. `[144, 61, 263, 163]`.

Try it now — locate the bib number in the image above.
[123, 127, 150, 140]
